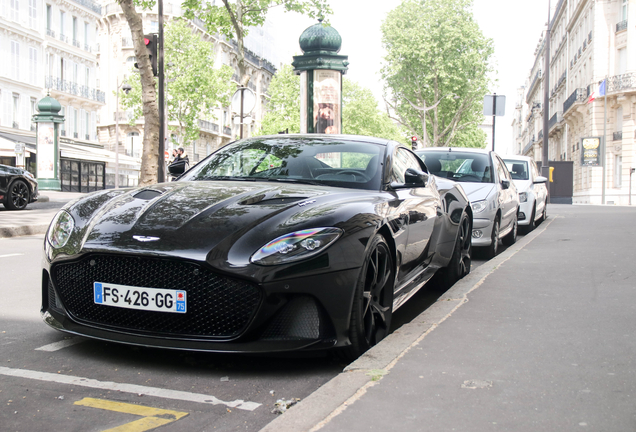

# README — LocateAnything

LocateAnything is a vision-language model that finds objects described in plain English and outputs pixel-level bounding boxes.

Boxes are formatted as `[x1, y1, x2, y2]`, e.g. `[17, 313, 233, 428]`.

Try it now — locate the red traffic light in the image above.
[144, 37, 150, 45]
[411, 136, 418, 142]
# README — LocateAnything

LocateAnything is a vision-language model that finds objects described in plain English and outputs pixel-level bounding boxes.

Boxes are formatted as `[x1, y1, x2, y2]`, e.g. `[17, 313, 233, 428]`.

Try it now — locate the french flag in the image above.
[588, 80, 606, 103]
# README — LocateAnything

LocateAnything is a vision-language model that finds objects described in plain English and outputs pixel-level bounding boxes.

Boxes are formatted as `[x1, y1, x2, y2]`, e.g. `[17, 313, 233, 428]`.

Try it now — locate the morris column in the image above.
[32, 95, 65, 191]
[292, 20, 349, 134]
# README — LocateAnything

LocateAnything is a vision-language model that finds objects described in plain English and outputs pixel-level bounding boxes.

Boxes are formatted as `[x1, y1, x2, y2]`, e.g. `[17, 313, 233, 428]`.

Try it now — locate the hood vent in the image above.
[133, 189, 164, 200]
[242, 196, 307, 206]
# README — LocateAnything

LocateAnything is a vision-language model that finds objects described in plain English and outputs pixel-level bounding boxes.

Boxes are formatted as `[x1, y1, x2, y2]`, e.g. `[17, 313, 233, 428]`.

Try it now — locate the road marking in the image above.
[74, 397, 188, 432]
[0, 253, 24, 258]
[35, 337, 85, 352]
[0, 366, 261, 411]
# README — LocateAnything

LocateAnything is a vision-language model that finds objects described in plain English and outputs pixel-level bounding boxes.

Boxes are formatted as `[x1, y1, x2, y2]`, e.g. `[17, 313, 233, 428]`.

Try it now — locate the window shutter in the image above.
[91, 111, 96, 140]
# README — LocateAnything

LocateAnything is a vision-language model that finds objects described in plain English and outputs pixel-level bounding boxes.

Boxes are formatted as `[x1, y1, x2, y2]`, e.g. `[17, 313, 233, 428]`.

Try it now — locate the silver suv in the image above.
[415, 148, 519, 258]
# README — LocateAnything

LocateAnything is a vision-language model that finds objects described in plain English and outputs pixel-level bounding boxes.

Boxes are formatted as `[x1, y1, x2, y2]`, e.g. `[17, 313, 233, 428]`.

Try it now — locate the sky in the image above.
[268, 0, 553, 156]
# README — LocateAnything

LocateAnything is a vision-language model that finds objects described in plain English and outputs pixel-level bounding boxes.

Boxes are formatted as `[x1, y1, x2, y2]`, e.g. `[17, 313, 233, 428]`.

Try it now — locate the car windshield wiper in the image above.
[195, 175, 255, 181]
[264, 178, 324, 186]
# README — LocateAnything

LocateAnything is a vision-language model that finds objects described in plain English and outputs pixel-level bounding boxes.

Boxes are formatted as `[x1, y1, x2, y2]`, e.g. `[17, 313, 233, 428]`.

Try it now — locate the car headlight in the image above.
[47, 210, 75, 248]
[519, 192, 528, 203]
[471, 200, 488, 214]
[23, 171, 35, 180]
[251, 227, 343, 266]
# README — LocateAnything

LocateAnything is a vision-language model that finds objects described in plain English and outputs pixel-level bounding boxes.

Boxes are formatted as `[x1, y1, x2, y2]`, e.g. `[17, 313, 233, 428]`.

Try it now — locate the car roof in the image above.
[502, 155, 534, 162]
[414, 147, 492, 155]
[250, 134, 394, 147]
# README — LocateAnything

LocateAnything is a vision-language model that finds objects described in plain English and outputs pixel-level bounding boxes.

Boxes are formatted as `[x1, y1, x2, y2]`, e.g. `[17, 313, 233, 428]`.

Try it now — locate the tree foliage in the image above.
[181, 0, 331, 86]
[256, 65, 405, 142]
[257, 64, 301, 135]
[120, 19, 234, 147]
[381, 0, 494, 148]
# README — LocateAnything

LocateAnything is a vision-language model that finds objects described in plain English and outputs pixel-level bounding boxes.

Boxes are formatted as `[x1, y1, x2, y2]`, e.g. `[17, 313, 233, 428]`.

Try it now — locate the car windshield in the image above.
[503, 160, 529, 180]
[180, 137, 385, 191]
[415, 151, 493, 183]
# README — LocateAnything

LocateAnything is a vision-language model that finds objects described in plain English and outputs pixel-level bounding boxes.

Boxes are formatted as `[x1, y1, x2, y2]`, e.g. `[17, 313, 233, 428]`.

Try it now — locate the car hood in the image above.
[512, 179, 533, 193]
[455, 182, 495, 202]
[62, 181, 374, 261]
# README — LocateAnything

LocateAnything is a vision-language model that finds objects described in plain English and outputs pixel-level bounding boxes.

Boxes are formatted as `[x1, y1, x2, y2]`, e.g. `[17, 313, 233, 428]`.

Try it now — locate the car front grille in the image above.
[51, 254, 262, 339]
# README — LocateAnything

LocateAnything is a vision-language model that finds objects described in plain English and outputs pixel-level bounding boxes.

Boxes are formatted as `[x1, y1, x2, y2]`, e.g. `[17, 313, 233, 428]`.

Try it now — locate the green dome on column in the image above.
[299, 20, 342, 54]
[36, 95, 62, 115]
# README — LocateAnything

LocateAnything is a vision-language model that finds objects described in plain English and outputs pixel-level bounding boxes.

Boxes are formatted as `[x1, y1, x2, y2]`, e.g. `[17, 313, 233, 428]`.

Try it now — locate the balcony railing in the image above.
[549, 111, 563, 130]
[526, 70, 543, 102]
[46, 28, 55, 38]
[85, 134, 90, 140]
[46, 76, 106, 103]
[588, 31, 592, 42]
[84, 43, 91, 52]
[616, 20, 628, 32]
[538, 130, 544, 141]
[12, 121, 19, 129]
[198, 119, 219, 133]
[613, 131, 623, 141]
[223, 126, 232, 136]
[70, 0, 101, 14]
[74, 132, 79, 138]
[122, 37, 133, 48]
[563, 88, 586, 114]
[61, 130, 66, 137]
[523, 138, 535, 155]
[607, 73, 636, 93]
[72, 39, 81, 48]
[59, 34, 68, 43]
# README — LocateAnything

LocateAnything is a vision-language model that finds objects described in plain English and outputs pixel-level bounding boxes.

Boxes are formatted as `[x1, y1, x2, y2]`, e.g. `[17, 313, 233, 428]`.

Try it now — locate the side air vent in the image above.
[133, 189, 164, 200]
[239, 196, 307, 206]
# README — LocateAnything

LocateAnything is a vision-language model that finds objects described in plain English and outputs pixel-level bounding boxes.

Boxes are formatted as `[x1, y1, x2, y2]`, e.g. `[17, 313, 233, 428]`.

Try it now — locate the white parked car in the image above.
[416, 148, 519, 259]
[503, 156, 548, 232]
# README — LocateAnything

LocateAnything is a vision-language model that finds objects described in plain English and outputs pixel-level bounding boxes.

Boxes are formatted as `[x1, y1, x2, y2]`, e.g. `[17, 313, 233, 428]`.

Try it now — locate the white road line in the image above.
[0, 253, 24, 258]
[0, 366, 261, 411]
[35, 338, 85, 352]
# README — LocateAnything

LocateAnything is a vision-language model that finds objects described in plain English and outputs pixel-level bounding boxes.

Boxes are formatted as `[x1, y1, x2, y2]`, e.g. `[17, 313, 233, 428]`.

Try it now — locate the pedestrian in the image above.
[168, 147, 190, 180]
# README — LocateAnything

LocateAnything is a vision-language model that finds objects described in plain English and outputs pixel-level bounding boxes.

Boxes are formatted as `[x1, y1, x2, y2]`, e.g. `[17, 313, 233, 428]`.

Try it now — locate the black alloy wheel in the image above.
[502, 212, 518, 246]
[341, 234, 394, 361]
[5, 180, 30, 210]
[485, 217, 500, 259]
[433, 211, 472, 291]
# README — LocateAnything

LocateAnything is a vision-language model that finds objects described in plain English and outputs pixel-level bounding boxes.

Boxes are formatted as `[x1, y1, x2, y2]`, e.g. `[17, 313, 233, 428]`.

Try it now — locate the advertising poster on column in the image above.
[581, 137, 601, 167]
[313, 70, 341, 134]
[37, 122, 55, 178]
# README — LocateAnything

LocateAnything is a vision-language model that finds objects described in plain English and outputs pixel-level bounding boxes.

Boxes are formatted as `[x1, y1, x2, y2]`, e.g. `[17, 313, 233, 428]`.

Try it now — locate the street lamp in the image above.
[115, 78, 132, 188]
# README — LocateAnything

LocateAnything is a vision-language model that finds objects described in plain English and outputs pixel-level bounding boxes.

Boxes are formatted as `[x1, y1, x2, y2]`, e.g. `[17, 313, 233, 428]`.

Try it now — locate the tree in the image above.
[342, 79, 406, 143]
[120, 19, 234, 149]
[257, 64, 301, 135]
[256, 66, 405, 142]
[181, 0, 331, 87]
[118, 0, 161, 186]
[381, 0, 494, 147]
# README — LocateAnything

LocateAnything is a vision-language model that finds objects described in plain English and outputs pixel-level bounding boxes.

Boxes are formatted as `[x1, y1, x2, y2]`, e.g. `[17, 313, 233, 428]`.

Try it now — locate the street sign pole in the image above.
[491, 93, 497, 152]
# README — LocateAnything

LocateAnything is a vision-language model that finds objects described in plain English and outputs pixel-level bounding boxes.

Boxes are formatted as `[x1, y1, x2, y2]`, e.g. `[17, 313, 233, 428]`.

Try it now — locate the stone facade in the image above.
[514, 0, 635, 205]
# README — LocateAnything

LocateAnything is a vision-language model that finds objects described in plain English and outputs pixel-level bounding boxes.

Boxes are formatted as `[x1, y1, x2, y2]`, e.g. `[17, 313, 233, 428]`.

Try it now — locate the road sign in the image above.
[483, 95, 506, 116]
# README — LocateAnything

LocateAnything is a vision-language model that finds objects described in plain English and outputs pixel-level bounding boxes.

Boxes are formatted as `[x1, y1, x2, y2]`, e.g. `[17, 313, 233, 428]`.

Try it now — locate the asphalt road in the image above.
[0, 218, 511, 431]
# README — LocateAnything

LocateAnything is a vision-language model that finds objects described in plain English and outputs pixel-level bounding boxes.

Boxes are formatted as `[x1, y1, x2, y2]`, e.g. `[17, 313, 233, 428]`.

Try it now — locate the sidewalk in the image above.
[261, 204, 636, 432]
[0, 191, 86, 238]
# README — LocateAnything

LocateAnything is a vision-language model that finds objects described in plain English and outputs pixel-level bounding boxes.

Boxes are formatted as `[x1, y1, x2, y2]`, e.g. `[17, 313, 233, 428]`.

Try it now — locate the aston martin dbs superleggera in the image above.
[42, 135, 472, 360]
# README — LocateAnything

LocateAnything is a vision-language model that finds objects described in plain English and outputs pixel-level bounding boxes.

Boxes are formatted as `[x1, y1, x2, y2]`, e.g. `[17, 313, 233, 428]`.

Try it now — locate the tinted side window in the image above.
[494, 156, 508, 182]
[391, 148, 422, 183]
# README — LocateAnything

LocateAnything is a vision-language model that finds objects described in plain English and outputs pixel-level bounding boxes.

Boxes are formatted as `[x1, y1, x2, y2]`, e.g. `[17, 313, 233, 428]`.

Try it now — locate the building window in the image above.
[28, 0, 37, 28]
[615, 155, 622, 188]
[150, 21, 159, 33]
[60, 11, 65, 37]
[46, 4, 52, 30]
[10, 0, 19, 21]
[126, 56, 137, 70]
[84, 22, 89, 47]
[622, 0, 628, 21]
[29, 47, 38, 85]
[11, 40, 19, 80]
[12, 93, 20, 128]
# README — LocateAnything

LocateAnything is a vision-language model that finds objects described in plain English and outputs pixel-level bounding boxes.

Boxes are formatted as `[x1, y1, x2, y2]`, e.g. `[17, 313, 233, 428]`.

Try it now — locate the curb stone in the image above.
[258, 217, 555, 432]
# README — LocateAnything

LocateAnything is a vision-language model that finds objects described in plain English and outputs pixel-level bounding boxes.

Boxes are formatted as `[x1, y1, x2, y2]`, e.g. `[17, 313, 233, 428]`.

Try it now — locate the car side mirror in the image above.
[168, 160, 187, 175]
[501, 179, 510, 189]
[405, 168, 429, 187]
[534, 176, 548, 184]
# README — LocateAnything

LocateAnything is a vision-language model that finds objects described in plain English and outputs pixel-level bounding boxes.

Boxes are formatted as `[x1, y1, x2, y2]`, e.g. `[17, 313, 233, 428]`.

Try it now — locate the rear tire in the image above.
[339, 234, 394, 362]
[433, 211, 472, 291]
[5, 180, 30, 210]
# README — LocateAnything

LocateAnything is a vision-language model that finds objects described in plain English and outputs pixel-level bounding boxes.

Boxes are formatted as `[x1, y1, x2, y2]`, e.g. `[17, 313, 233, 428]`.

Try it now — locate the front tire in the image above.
[340, 234, 394, 361]
[502, 212, 518, 246]
[484, 217, 500, 259]
[4, 180, 30, 210]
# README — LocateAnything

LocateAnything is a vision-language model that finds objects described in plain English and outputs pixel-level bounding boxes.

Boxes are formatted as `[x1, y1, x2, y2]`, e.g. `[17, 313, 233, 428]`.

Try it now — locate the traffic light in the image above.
[134, 34, 158, 77]
[411, 135, 419, 150]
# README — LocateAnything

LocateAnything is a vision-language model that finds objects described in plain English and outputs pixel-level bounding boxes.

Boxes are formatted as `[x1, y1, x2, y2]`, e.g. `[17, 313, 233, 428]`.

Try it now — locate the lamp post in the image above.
[114, 78, 132, 188]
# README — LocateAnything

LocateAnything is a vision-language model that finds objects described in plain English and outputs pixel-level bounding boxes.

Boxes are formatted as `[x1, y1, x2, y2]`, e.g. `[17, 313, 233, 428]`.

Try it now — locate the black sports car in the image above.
[42, 135, 472, 360]
[0, 164, 38, 210]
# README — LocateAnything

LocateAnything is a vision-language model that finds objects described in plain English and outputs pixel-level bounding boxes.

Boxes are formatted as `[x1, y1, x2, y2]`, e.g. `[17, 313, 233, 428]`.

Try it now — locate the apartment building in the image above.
[97, 2, 276, 187]
[514, 0, 635, 204]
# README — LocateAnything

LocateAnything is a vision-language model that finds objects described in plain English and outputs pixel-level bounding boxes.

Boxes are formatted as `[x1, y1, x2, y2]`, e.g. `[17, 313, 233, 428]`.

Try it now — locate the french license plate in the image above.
[94, 282, 186, 313]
